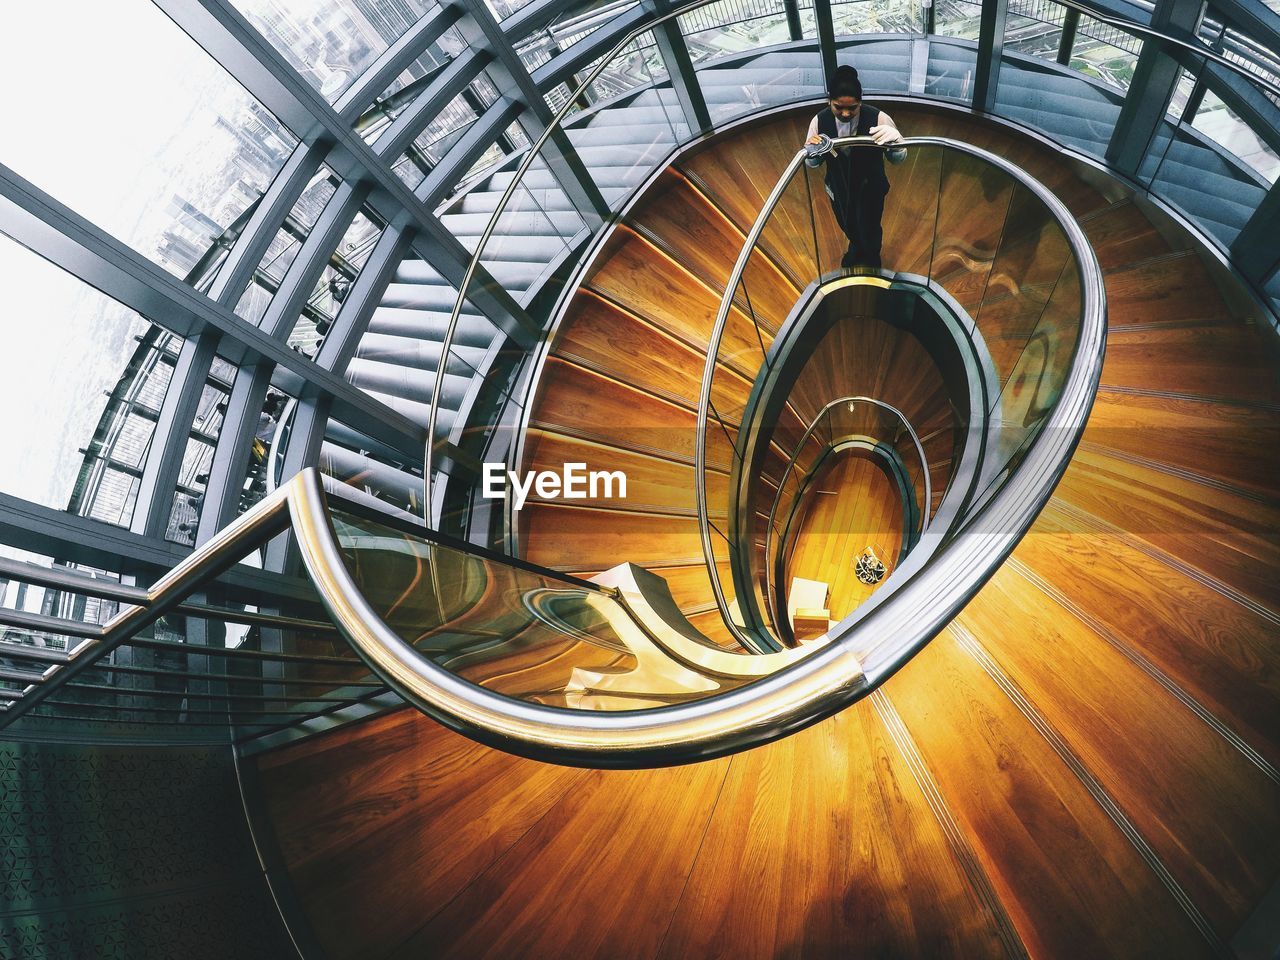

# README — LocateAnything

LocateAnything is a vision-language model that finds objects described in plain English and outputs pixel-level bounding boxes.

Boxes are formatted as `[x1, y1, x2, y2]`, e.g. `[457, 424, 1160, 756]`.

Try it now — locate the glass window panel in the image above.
[374, 34, 464, 108]
[1002, 0, 1064, 61]
[393, 155, 428, 191]
[797, 0, 818, 38]
[360, 35, 476, 147]
[484, 0, 542, 17]
[3, 1, 297, 280]
[586, 31, 668, 104]
[0, 238, 180, 521]
[680, 0, 794, 63]
[413, 94, 482, 163]
[231, 0, 439, 101]
[934, 0, 984, 40]
[237, 388, 295, 515]
[164, 371, 233, 545]
[289, 213, 384, 354]
[519, 37, 558, 74]
[472, 74, 500, 107]
[1168, 68, 1198, 120]
[830, 0, 921, 35]
[236, 168, 340, 322]
[112, 414, 158, 470]
[1192, 88, 1280, 183]
[1067, 14, 1141, 91]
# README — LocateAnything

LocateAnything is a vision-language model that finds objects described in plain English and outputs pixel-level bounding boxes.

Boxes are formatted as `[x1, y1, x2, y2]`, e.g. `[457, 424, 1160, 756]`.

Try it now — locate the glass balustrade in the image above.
[695, 136, 1091, 655]
[416, 0, 1277, 559]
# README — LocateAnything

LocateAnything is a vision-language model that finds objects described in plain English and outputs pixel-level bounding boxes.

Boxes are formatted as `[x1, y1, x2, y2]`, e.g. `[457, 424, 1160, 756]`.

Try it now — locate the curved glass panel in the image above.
[696, 137, 1089, 653]
[330, 507, 747, 709]
[3, 1, 297, 279]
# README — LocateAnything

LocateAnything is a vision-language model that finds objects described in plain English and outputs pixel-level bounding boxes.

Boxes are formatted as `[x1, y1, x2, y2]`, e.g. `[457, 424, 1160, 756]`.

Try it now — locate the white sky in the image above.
[0, 1, 271, 510]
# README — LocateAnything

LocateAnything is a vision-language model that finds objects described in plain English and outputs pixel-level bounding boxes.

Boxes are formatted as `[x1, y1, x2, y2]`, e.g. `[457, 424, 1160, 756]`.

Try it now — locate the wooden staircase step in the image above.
[1080, 199, 1178, 270]
[628, 171, 802, 330]
[959, 569, 1280, 938]
[394, 755, 731, 959]
[1101, 322, 1280, 405]
[1103, 253, 1226, 326]
[1049, 447, 1280, 611]
[552, 290, 754, 414]
[1013, 505, 1280, 773]
[588, 228, 771, 377]
[886, 632, 1217, 959]
[1081, 390, 1280, 499]
[257, 710, 588, 960]
[658, 700, 1018, 958]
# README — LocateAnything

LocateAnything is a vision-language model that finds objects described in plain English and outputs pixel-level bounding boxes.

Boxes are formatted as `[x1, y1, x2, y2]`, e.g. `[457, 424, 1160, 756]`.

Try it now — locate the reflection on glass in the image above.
[829, 0, 921, 36]
[231, 0, 439, 101]
[1192, 88, 1280, 184]
[3, 1, 296, 279]
[1067, 13, 1141, 91]
[333, 506, 745, 708]
[334, 511, 633, 706]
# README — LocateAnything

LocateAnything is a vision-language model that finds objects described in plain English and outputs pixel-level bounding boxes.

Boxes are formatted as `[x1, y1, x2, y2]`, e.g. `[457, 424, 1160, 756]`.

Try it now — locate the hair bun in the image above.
[827, 64, 862, 97]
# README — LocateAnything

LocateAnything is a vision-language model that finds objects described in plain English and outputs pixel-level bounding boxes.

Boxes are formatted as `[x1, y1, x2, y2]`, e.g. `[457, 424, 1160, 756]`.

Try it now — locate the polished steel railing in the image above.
[694, 134, 1106, 664]
[760, 396, 931, 635]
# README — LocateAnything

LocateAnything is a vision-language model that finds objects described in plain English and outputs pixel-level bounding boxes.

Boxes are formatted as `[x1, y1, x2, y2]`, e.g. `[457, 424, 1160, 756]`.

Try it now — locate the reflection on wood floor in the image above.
[255, 103, 1280, 958]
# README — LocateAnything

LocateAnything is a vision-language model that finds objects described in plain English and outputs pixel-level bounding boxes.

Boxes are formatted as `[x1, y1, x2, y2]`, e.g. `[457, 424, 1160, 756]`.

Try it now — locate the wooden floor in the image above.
[784, 449, 905, 621]
[255, 104, 1280, 959]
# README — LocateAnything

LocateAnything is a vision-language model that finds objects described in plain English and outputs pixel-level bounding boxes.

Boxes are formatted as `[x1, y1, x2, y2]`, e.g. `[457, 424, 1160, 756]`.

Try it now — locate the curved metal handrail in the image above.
[694, 134, 1105, 654]
[282, 145, 1101, 768]
[760, 395, 931, 633]
[289, 467, 867, 768]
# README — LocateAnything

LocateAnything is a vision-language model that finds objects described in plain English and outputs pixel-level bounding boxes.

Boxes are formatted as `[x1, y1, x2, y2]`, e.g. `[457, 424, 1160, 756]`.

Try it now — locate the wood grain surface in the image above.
[255, 103, 1280, 959]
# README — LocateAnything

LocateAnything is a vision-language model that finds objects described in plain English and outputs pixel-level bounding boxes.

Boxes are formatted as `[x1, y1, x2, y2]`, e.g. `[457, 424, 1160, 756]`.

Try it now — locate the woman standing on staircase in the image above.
[805, 65, 907, 269]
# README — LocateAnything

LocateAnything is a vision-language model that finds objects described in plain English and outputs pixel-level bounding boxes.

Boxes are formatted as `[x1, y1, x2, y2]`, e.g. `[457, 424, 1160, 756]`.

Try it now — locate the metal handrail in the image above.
[694, 134, 1105, 655]
[760, 396, 931, 633]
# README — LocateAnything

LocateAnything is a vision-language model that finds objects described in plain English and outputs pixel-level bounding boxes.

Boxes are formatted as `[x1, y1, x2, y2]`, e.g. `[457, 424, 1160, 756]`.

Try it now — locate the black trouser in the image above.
[826, 175, 888, 268]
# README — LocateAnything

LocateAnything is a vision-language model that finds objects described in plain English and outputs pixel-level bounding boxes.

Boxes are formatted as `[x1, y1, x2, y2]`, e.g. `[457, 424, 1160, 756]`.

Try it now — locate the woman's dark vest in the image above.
[817, 105, 890, 193]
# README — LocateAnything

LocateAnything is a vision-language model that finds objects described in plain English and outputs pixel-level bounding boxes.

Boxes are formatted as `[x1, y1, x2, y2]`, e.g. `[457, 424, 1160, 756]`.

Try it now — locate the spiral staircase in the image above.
[230, 91, 1280, 957]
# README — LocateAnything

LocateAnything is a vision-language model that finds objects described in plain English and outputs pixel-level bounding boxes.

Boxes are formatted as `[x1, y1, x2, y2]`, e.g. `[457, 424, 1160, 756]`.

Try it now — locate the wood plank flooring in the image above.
[255, 103, 1280, 960]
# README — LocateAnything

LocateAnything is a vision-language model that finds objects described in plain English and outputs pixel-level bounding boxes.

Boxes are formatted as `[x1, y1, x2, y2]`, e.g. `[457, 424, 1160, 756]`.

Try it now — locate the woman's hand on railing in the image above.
[870, 125, 908, 164]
